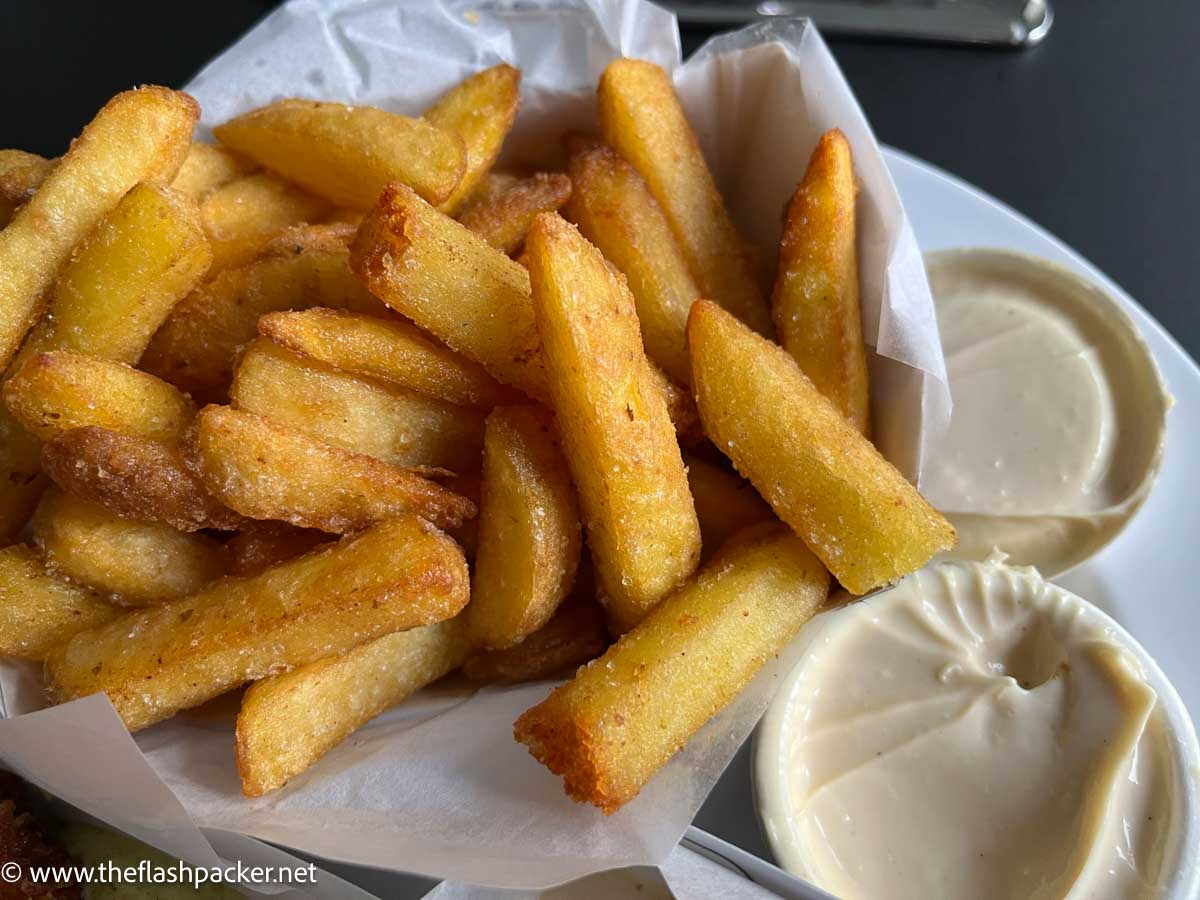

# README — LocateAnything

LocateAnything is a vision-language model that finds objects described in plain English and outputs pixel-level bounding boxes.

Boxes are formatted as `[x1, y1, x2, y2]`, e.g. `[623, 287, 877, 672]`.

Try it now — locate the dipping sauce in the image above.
[757, 559, 1192, 900]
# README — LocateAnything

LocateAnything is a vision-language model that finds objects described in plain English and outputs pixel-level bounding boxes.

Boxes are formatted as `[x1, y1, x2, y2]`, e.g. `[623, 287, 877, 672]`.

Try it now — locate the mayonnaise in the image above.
[756, 559, 1197, 900]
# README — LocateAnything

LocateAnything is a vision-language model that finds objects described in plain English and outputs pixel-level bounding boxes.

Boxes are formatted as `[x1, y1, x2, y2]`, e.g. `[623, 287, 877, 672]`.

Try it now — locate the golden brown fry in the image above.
[468, 406, 581, 650]
[425, 64, 521, 215]
[350, 183, 549, 399]
[684, 453, 775, 560]
[0, 544, 121, 661]
[464, 593, 608, 685]
[526, 213, 699, 633]
[231, 339, 486, 472]
[199, 171, 331, 241]
[4, 352, 195, 443]
[170, 142, 257, 200]
[458, 173, 572, 255]
[41, 427, 243, 533]
[191, 405, 476, 532]
[772, 129, 869, 434]
[141, 224, 387, 402]
[515, 521, 830, 812]
[236, 616, 470, 796]
[597, 60, 769, 334]
[258, 308, 518, 408]
[688, 300, 955, 593]
[31, 488, 225, 607]
[566, 144, 699, 385]
[649, 364, 703, 448]
[0, 150, 54, 226]
[215, 99, 466, 208]
[0, 87, 197, 370]
[46, 515, 470, 731]
[224, 522, 332, 577]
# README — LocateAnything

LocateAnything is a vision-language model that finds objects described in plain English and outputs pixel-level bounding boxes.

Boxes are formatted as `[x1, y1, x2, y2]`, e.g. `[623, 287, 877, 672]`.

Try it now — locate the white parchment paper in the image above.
[0, 0, 948, 890]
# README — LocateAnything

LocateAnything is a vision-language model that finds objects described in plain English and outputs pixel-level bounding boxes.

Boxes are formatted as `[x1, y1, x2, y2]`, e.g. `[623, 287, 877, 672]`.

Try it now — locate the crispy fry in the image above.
[0, 544, 120, 660]
[526, 213, 699, 633]
[199, 171, 331, 241]
[41, 427, 243, 533]
[0, 87, 197, 370]
[258, 309, 518, 408]
[468, 405, 581, 649]
[684, 453, 774, 560]
[464, 593, 608, 685]
[649, 364, 703, 447]
[236, 616, 470, 796]
[515, 521, 829, 812]
[141, 224, 387, 403]
[232, 339, 486, 472]
[215, 99, 466, 208]
[0, 150, 54, 226]
[225, 522, 332, 577]
[31, 488, 225, 607]
[597, 60, 769, 334]
[425, 64, 521, 215]
[566, 144, 699, 385]
[4, 352, 195, 443]
[458, 172, 572, 255]
[191, 405, 476, 532]
[772, 129, 869, 434]
[46, 515, 470, 731]
[688, 300, 955, 593]
[170, 142, 257, 200]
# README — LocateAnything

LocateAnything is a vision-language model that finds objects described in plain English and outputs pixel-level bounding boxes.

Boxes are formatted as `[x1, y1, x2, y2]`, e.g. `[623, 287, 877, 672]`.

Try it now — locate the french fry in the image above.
[515, 521, 830, 812]
[351, 183, 549, 399]
[464, 593, 608, 685]
[0, 87, 197, 370]
[214, 99, 466, 209]
[468, 405, 581, 649]
[526, 213, 700, 633]
[425, 64, 521, 215]
[232, 338, 486, 472]
[772, 129, 869, 434]
[41, 427, 244, 533]
[597, 60, 769, 334]
[684, 453, 774, 560]
[566, 144, 699, 385]
[4, 352, 195, 443]
[236, 616, 470, 796]
[258, 309, 519, 408]
[688, 300, 955, 593]
[648, 364, 703, 447]
[46, 515, 471, 731]
[31, 488, 225, 607]
[224, 522, 332, 577]
[191, 405, 477, 532]
[198, 171, 331, 241]
[141, 224, 387, 403]
[0, 150, 54, 226]
[170, 142, 256, 200]
[0, 544, 121, 661]
[458, 172, 572, 255]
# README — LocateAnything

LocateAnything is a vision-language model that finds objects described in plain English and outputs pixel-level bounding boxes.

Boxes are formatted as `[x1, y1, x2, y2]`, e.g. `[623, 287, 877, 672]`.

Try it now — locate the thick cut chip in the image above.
[232, 338, 485, 472]
[41, 427, 243, 533]
[31, 488, 225, 607]
[5, 352, 195, 443]
[191, 405, 476, 533]
[526, 213, 699, 633]
[0, 150, 54, 227]
[258, 309, 518, 408]
[597, 60, 769, 334]
[425, 64, 521, 215]
[198, 171, 331, 241]
[0, 544, 121, 660]
[225, 522, 332, 577]
[170, 142, 256, 200]
[141, 224, 387, 403]
[458, 172, 572, 255]
[772, 129, 869, 434]
[45, 515, 470, 731]
[566, 144, 698, 385]
[468, 405, 581, 649]
[236, 616, 469, 796]
[464, 593, 608, 685]
[684, 453, 775, 560]
[688, 300, 955, 593]
[0, 87, 197, 370]
[516, 522, 830, 812]
[215, 99, 466, 209]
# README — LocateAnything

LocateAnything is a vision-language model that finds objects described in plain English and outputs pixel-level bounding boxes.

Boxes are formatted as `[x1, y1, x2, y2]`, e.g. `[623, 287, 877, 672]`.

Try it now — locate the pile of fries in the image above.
[0, 60, 954, 809]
